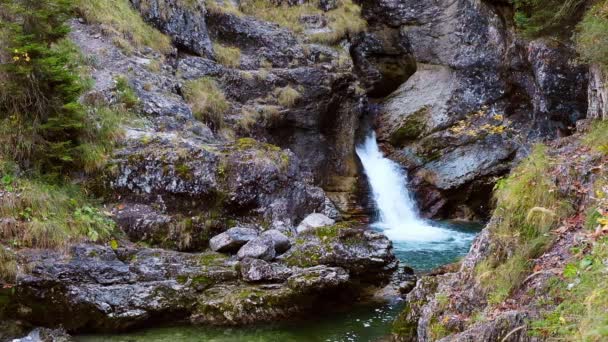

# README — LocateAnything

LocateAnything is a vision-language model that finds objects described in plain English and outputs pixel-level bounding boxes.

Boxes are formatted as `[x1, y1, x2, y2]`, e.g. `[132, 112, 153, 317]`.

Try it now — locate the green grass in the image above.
[76, 0, 172, 54]
[275, 86, 301, 107]
[583, 119, 608, 154]
[183, 77, 229, 130]
[531, 237, 608, 341]
[0, 246, 17, 284]
[475, 144, 572, 304]
[0, 165, 117, 250]
[213, 43, 241, 67]
[239, 0, 366, 44]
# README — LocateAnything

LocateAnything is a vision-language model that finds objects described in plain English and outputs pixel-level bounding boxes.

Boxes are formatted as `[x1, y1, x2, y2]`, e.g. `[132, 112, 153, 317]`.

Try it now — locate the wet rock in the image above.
[192, 265, 350, 325]
[239, 258, 292, 283]
[7, 245, 238, 332]
[260, 230, 291, 254]
[282, 224, 396, 283]
[296, 213, 335, 233]
[286, 266, 349, 292]
[12, 328, 73, 342]
[210, 228, 259, 253]
[237, 236, 276, 261]
[130, 0, 213, 57]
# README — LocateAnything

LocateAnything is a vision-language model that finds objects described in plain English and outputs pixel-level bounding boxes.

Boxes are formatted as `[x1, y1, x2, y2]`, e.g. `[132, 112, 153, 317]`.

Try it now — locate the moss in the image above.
[283, 244, 323, 268]
[428, 317, 450, 340]
[199, 252, 227, 266]
[175, 163, 193, 180]
[390, 107, 428, 147]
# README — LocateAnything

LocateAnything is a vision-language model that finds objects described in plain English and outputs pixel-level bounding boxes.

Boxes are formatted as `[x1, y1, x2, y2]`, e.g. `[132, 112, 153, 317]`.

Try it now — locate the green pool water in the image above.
[76, 221, 481, 342]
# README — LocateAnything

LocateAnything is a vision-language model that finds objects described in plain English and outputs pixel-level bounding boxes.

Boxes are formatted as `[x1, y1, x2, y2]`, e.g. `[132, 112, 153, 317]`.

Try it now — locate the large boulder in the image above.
[296, 213, 335, 233]
[236, 236, 276, 261]
[282, 223, 397, 283]
[260, 230, 291, 254]
[239, 258, 293, 283]
[210, 227, 259, 253]
[130, 0, 213, 57]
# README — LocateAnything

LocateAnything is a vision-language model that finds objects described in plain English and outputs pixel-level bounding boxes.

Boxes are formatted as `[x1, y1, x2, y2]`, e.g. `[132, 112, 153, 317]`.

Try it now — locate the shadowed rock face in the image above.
[358, 0, 588, 220]
[5, 222, 395, 331]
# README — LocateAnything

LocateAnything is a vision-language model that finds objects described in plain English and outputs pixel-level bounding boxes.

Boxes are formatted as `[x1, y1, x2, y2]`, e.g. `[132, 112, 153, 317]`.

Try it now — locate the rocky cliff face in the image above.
[360, 0, 588, 219]
[1, 0, 397, 334]
[392, 129, 606, 341]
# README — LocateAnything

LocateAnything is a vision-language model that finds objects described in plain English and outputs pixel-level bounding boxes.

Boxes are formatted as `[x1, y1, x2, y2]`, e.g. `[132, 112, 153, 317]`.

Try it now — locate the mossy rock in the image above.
[390, 107, 429, 147]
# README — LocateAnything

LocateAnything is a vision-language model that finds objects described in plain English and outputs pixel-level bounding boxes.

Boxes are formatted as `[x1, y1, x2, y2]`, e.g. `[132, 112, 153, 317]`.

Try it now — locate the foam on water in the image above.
[356, 133, 475, 251]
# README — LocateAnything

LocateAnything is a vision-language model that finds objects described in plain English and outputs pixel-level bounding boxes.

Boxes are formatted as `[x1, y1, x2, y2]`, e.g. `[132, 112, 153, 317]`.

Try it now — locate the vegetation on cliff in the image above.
[0, 0, 122, 277]
[475, 144, 573, 304]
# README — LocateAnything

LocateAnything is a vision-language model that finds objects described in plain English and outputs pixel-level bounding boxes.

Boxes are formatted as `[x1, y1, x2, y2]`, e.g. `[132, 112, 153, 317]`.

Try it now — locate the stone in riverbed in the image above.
[237, 236, 276, 261]
[287, 266, 349, 292]
[12, 328, 73, 342]
[296, 213, 335, 233]
[240, 258, 293, 283]
[209, 227, 259, 253]
[261, 230, 291, 254]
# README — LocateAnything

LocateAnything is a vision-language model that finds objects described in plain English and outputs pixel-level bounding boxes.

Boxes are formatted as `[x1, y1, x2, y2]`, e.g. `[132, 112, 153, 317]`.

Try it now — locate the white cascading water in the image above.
[356, 133, 473, 249]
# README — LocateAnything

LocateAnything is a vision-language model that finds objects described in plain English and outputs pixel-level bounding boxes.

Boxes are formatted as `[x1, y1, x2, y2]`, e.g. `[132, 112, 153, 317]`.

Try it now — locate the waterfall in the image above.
[356, 133, 473, 247]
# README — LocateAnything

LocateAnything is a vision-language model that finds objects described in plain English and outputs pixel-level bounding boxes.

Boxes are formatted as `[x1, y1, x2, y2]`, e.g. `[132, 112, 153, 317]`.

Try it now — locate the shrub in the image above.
[0, 165, 117, 250]
[183, 77, 229, 130]
[76, 0, 172, 53]
[576, 0, 608, 68]
[275, 86, 301, 107]
[512, 0, 587, 38]
[213, 43, 241, 68]
[0, 1, 122, 175]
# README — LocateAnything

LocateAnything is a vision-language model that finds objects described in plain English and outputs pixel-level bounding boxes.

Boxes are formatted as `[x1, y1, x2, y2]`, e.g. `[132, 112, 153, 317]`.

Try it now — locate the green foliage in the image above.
[183, 77, 229, 130]
[576, 1, 608, 68]
[476, 144, 572, 304]
[0, 0, 123, 176]
[0, 164, 117, 249]
[114, 76, 139, 110]
[76, 0, 172, 54]
[512, 0, 587, 38]
[0, 246, 17, 284]
[212, 43, 241, 68]
[583, 119, 608, 154]
[531, 238, 608, 341]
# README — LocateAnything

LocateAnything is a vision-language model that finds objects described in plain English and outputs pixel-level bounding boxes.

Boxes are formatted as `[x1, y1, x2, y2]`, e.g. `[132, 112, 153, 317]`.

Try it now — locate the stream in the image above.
[77, 135, 481, 342]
